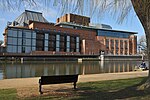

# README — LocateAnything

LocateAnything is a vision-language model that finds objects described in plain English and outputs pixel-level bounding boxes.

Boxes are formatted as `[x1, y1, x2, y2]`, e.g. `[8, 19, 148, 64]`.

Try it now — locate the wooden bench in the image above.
[39, 74, 79, 94]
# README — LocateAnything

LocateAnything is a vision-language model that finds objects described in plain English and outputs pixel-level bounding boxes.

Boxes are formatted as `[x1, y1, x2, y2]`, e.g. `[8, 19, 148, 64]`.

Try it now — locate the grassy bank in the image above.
[0, 89, 17, 100]
[1, 77, 150, 100]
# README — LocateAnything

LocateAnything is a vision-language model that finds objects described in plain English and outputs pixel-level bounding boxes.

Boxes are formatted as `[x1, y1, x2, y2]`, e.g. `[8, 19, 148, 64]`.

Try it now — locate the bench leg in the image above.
[73, 82, 76, 89]
[39, 84, 43, 94]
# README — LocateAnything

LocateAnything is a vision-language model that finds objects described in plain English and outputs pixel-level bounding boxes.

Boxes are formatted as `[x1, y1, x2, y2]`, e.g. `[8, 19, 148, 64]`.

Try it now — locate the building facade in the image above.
[3, 10, 137, 55]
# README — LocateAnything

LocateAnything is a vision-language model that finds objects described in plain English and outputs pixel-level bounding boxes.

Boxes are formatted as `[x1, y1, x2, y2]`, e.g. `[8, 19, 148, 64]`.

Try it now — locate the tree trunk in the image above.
[131, 0, 150, 90]
[137, 27, 150, 90]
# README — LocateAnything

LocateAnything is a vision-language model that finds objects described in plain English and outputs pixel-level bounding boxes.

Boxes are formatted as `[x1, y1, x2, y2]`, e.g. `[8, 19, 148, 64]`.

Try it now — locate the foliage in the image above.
[0, 0, 133, 23]
[0, 40, 3, 45]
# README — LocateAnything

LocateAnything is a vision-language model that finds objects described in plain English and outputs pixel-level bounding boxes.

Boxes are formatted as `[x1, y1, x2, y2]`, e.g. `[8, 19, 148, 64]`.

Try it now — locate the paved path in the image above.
[0, 71, 148, 89]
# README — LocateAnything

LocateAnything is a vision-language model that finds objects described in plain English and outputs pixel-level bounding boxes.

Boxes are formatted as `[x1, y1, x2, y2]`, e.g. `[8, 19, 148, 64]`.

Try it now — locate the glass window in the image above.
[97, 30, 130, 38]
[7, 30, 13, 37]
[12, 30, 17, 37]
[26, 39, 31, 46]
[7, 37, 13, 45]
[45, 40, 48, 47]
[7, 45, 12, 52]
[76, 49, 79, 52]
[76, 37, 79, 42]
[12, 46, 17, 53]
[67, 48, 70, 52]
[56, 47, 59, 52]
[32, 47, 36, 51]
[25, 47, 31, 53]
[18, 46, 22, 53]
[24, 30, 31, 38]
[56, 34, 60, 41]
[67, 36, 70, 42]
[32, 32, 36, 39]
[56, 41, 60, 47]
[67, 42, 70, 48]
[18, 30, 22, 38]
[12, 38, 17, 45]
[76, 43, 79, 49]
[44, 47, 48, 51]
[18, 38, 22, 45]
[45, 34, 49, 40]
[32, 39, 36, 46]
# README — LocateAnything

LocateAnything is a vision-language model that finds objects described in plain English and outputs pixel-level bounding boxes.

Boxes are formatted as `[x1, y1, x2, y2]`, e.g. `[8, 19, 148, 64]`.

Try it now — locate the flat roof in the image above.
[55, 22, 137, 34]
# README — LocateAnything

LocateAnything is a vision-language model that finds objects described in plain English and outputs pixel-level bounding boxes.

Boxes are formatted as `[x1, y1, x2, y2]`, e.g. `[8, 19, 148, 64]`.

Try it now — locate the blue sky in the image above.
[0, 2, 145, 41]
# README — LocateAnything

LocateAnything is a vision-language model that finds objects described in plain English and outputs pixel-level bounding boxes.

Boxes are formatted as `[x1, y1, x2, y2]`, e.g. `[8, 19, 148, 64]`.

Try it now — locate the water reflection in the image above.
[0, 61, 145, 79]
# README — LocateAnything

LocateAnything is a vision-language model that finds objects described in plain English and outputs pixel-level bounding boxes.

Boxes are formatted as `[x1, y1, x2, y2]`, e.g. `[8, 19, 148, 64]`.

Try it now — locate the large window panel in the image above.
[67, 36, 70, 42]
[7, 45, 12, 52]
[7, 30, 13, 37]
[12, 30, 17, 37]
[97, 30, 130, 38]
[56, 47, 59, 52]
[56, 41, 60, 48]
[32, 39, 36, 46]
[32, 32, 36, 38]
[32, 47, 36, 51]
[76, 49, 79, 52]
[76, 37, 79, 42]
[56, 34, 60, 41]
[18, 46, 22, 53]
[66, 48, 70, 52]
[25, 47, 31, 53]
[26, 39, 31, 46]
[24, 30, 31, 38]
[44, 47, 48, 51]
[7, 37, 13, 45]
[12, 38, 17, 45]
[45, 40, 48, 47]
[18, 38, 22, 46]
[12, 46, 17, 53]
[18, 30, 22, 38]
[45, 34, 49, 40]
[67, 42, 70, 48]
[76, 43, 79, 49]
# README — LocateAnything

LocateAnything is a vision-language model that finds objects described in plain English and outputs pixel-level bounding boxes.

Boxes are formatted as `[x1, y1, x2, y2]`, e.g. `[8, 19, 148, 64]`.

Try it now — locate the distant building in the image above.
[2, 10, 137, 55]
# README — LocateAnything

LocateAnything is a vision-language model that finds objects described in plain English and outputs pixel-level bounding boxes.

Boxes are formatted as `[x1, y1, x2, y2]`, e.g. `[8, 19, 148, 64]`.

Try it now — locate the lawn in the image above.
[1, 77, 150, 100]
[0, 89, 17, 100]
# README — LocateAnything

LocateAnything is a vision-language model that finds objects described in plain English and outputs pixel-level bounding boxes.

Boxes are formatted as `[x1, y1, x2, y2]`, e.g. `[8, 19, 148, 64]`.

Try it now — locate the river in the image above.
[0, 60, 147, 80]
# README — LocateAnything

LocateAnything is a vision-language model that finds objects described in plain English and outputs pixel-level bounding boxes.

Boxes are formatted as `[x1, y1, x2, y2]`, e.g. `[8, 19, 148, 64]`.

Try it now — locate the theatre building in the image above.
[3, 10, 137, 55]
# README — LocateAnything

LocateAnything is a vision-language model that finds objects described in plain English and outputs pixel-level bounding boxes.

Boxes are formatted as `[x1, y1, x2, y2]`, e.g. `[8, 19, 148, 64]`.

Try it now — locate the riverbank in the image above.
[0, 71, 148, 89]
[0, 54, 143, 61]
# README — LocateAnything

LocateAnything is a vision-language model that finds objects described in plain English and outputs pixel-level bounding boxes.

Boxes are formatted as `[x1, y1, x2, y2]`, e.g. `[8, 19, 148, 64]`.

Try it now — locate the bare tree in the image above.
[0, 40, 3, 46]
[138, 35, 147, 55]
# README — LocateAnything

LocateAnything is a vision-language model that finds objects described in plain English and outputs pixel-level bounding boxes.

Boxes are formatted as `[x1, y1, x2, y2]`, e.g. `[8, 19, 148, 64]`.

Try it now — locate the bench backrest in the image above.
[40, 74, 78, 85]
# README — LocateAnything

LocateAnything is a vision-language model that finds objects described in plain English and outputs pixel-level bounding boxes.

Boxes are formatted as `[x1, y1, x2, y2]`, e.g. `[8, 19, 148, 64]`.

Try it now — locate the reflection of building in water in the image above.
[2, 61, 138, 79]
[103, 61, 134, 73]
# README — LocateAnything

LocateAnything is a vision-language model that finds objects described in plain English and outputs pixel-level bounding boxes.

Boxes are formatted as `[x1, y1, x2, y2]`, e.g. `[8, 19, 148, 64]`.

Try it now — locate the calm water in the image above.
[0, 61, 146, 80]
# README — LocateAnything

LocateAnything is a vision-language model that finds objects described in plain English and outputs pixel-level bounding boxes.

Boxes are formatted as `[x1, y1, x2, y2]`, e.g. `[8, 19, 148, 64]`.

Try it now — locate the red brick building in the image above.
[3, 10, 137, 55]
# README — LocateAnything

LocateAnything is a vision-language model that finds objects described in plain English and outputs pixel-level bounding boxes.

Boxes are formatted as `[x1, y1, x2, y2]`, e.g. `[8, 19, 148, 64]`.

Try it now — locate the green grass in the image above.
[1, 77, 150, 100]
[0, 89, 17, 100]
